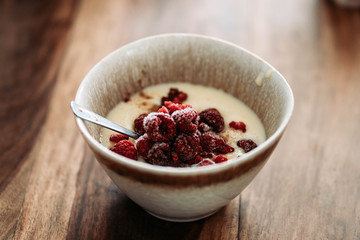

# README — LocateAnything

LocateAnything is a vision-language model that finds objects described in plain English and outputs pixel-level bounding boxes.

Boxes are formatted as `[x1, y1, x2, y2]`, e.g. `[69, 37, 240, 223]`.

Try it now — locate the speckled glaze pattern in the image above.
[74, 34, 294, 222]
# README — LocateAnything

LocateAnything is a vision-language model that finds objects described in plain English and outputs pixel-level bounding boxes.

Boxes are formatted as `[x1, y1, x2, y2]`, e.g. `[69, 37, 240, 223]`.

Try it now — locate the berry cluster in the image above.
[160, 88, 187, 105]
[110, 135, 137, 160]
[109, 88, 259, 167]
[133, 101, 234, 167]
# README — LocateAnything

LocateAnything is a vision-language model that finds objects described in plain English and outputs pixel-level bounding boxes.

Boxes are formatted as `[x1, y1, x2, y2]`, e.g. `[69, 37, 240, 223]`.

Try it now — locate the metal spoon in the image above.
[70, 101, 140, 139]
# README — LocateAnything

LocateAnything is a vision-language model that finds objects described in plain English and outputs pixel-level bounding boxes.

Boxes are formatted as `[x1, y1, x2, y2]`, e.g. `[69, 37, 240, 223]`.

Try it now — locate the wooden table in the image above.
[1, 0, 359, 239]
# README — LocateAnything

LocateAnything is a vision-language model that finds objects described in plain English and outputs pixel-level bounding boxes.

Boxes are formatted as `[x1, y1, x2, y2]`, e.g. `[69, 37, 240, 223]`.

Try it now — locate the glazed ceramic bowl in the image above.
[73, 34, 294, 222]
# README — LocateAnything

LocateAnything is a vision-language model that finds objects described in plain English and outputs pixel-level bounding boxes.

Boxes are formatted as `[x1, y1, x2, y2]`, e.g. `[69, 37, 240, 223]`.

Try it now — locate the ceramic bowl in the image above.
[73, 34, 294, 222]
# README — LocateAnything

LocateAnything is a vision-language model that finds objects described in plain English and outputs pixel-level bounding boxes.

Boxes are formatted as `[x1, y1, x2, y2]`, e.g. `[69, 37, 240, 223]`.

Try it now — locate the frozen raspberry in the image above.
[172, 108, 199, 133]
[110, 140, 137, 160]
[164, 101, 192, 114]
[172, 98, 181, 104]
[197, 159, 215, 167]
[173, 133, 202, 161]
[157, 106, 169, 114]
[177, 92, 187, 102]
[200, 131, 227, 153]
[172, 152, 180, 163]
[217, 145, 235, 154]
[146, 142, 172, 166]
[109, 133, 129, 143]
[161, 88, 188, 105]
[135, 134, 153, 158]
[229, 121, 246, 133]
[143, 112, 176, 142]
[188, 155, 203, 165]
[200, 131, 234, 155]
[134, 113, 147, 135]
[199, 108, 225, 133]
[214, 155, 228, 163]
[198, 122, 211, 133]
[200, 152, 215, 159]
[237, 139, 258, 153]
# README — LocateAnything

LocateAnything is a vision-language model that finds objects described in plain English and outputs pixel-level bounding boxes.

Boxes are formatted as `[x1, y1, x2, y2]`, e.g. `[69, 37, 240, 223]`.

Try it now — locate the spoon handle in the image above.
[70, 101, 140, 139]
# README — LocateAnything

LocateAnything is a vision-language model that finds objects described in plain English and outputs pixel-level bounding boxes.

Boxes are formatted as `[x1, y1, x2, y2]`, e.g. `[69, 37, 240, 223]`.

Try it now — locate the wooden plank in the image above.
[0, 0, 79, 239]
[0, 0, 78, 192]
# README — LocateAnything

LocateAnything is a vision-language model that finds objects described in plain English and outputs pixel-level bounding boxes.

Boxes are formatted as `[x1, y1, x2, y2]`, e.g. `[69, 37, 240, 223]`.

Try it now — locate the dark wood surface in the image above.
[1, 0, 360, 239]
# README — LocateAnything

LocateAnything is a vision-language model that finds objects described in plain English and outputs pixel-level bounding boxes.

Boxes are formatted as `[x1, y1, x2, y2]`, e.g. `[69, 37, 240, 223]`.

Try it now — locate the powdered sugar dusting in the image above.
[171, 107, 194, 118]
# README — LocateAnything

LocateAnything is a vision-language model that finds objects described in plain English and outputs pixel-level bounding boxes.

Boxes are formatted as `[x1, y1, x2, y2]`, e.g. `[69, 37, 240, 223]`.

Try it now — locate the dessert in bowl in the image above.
[101, 82, 266, 167]
[73, 34, 294, 222]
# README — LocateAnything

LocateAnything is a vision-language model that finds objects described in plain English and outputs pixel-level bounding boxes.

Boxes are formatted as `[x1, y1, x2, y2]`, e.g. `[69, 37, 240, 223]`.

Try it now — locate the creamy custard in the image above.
[101, 82, 266, 161]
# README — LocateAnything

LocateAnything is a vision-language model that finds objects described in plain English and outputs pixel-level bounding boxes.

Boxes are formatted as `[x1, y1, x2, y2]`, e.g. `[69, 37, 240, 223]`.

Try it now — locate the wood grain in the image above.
[0, 0, 359, 239]
[0, 0, 79, 239]
[0, 0, 76, 191]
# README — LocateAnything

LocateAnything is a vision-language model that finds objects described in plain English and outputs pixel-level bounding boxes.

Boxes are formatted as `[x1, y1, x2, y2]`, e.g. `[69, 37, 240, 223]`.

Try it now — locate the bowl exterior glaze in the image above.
[91, 141, 278, 221]
[74, 34, 294, 222]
